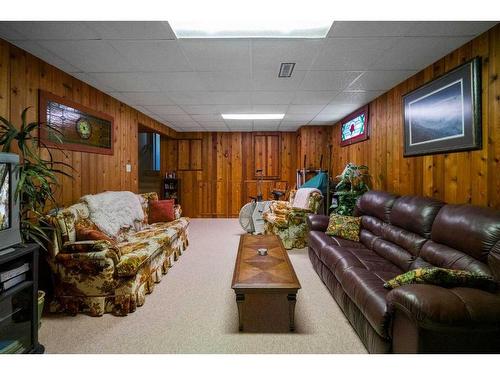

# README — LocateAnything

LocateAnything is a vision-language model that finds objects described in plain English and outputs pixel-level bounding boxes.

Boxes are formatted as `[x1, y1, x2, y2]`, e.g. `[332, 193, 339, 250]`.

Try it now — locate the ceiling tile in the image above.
[39, 40, 137, 72]
[287, 105, 325, 114]
[251, 105, 288, 113]
[181, 105, 219, 115]
[320, 102, 363, 115]
[309, 119, 336, 125]
[253, 70, 306, 91]
[87, 21, 176, 40]
[327, 21, 415, 37]
[2, 21, 100, 40]
[251, 39, 323, 71]
[144, 105, 186, 116]
[292, 91, 340, 105]
[217, 104, 252, 113]
[371, 36, 472, 70]
[157, 114, 194, 123]
[87, 72, 161, 91]
[311, 113, 344, 123]
[108, 40, 192, 72]
[0, 23, 31, 40]
[252, 120, 282, 127]
[347, 70, 417, 91]
[301, 71, 363, 91]
[206, 92, 252, 105]
[312, 38, 395, 70]
[199, 71, 252, 91]
[180, 40, 251, 71]
[191, 114, 223, 122]
[283, 113, 315, 122]
[331, 90, 385, 106]
[71, 73, 114, 92]
[111, 92, 174, 105]
[11, 41, 81, 73]
[407, 21, 497, 37]
[251, 91, 296, 105]
[154, 72, 206, 91]
[200, 121, 228, 128]
[201, 126, 230, 132]
[224, 120, 253, 128]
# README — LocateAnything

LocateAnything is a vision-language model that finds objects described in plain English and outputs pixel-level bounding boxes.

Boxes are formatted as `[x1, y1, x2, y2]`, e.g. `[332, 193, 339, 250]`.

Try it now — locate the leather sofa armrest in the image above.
[306, 214, 330, 232]
[387, 284, 500, 327]
[387, 284, 500, 353]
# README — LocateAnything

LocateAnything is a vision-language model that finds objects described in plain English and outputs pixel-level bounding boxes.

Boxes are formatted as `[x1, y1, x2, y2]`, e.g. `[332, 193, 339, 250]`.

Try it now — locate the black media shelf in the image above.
[0, 243, 44, 354]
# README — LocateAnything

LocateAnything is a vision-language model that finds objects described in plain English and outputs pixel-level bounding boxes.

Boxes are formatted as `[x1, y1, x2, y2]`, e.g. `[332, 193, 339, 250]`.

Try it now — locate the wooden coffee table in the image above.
[231, 234, 301, 331]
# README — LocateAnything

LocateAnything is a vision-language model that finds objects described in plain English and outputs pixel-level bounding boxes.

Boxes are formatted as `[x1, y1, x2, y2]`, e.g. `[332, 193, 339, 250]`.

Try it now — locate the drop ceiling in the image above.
[0, 21, 496, 132]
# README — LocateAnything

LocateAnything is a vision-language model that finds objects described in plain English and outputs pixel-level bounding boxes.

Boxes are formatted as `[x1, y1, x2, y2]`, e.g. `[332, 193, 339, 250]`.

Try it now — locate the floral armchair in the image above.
[263, 190, 323, 249]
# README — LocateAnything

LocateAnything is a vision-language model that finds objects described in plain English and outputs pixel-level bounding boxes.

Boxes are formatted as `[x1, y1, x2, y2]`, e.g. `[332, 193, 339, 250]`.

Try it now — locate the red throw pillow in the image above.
[75, 222, 115, 244]
[148, 199, 175, 224]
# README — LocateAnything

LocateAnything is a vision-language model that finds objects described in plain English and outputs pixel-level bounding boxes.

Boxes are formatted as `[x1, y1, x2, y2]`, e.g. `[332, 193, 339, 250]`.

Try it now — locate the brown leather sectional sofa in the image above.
[307, 191, 500, 353]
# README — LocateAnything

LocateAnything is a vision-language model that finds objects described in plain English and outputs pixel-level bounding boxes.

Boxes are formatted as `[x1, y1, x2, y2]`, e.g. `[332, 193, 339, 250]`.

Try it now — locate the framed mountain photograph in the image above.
[403, 57, 482, 157]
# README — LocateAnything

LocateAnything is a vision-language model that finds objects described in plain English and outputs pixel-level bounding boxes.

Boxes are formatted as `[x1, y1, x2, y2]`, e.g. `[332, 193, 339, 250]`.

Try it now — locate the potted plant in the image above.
[0, 107, 71, 327]
[332, 163, 370, 216]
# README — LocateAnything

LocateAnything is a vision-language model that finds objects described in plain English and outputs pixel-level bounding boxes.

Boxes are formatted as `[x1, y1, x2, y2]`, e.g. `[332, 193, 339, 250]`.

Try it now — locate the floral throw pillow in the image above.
[325, 214, 361, 242]
[384, 267, 498, 291]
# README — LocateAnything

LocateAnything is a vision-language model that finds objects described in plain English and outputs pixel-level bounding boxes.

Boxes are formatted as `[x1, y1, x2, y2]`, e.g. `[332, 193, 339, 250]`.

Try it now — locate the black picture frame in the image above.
[402, 57, 482, 157]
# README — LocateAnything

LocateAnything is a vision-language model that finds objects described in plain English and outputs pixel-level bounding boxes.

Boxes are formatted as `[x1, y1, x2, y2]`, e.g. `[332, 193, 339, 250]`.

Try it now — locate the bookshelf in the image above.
[0, 244, 44, 354]
[164, 177, 180, 204]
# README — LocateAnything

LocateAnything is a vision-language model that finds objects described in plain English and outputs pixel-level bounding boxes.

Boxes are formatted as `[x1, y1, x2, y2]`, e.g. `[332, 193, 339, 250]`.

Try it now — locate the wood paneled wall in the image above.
[3, 23, 500, 216]
[0, 39, 176, 207]
[327, 25, 500, 209]
[163, 132, 297, 217]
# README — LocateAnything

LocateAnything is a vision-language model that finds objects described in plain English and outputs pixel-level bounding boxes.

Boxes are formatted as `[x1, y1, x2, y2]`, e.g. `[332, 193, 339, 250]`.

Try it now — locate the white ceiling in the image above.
[0, 21, 496, 132]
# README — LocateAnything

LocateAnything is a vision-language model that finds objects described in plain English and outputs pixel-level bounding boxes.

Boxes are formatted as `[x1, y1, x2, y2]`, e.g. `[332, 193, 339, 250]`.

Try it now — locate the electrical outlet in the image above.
[126, 164, 132, 173]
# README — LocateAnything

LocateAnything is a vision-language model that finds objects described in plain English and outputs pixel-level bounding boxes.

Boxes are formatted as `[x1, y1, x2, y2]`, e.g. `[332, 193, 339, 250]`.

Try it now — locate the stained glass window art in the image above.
[342, 113, 366, 142]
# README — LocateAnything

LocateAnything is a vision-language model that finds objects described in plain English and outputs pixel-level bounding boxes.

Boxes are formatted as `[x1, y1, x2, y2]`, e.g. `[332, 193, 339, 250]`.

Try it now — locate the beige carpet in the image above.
[39, 219, 366, 353]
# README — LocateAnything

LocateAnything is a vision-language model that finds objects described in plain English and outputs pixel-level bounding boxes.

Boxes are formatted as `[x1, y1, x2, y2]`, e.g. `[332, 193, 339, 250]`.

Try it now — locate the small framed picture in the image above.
[340, 105, 369, 147]
[403, 57, 482, 157]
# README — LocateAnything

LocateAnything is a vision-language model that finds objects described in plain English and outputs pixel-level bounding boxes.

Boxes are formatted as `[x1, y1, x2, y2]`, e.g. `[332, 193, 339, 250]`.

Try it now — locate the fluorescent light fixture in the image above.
[170, 18, 332, 38]
[222, 114, 285, 120]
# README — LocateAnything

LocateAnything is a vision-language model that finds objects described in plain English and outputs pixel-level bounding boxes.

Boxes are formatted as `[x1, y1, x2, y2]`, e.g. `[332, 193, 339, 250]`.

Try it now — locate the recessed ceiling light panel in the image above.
[170, 19, 332, 38]
[279, 63, 295, 78]
[222, 114, 285, 120]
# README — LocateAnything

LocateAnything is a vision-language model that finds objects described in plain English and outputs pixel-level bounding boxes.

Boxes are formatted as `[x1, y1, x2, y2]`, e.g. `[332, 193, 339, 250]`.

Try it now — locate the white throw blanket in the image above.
[292, 188, 321, 210]
[80, 191, 144, 238]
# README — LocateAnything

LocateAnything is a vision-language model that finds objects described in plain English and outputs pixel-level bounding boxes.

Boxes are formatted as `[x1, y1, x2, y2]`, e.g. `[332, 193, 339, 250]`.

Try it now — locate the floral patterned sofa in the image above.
[46, 192, 189, 316]
[263, 190, 323, 249]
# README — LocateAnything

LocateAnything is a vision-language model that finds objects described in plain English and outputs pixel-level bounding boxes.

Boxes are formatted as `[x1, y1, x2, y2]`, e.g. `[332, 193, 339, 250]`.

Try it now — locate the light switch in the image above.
[126, 164, 132, 173]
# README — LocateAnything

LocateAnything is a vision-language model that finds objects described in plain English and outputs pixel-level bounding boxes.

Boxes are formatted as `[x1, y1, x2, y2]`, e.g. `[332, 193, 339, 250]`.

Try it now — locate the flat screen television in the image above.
[0, 152, 21, 251]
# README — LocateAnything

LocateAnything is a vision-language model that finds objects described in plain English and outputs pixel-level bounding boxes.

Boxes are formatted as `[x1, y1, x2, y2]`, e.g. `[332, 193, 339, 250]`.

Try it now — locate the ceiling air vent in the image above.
[278, 62, 295, 78]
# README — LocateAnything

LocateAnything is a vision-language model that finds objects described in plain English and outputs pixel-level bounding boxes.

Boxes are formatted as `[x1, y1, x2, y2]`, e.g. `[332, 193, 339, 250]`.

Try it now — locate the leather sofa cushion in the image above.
[381, 223, 427, 256]
[361, 216, 386, 237]
[419, 240, 493, 277]
[356, 190, 398, 222]
[340, 267, 394, 337]
[389, 195, 444, 238]
[431, 204, 500, 262]
[372, 238, 414, 271]
[309, 231, 364, 259]
[318, 242, 402, 284]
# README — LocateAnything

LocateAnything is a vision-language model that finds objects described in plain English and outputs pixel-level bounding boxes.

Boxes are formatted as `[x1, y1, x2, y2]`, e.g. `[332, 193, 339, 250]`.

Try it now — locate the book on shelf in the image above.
[0, 340, 25, 354]
[0, 273, 27, 293]
[0, 262, 30, 283]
